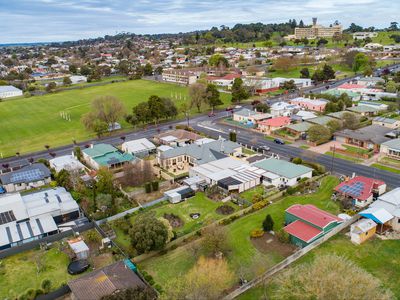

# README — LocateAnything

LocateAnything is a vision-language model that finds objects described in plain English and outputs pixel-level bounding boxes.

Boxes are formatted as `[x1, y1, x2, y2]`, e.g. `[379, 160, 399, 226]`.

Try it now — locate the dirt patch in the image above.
[163, 213, 184, 228]
[216, 205, 235, 215]
[251, 232, 296, 257]
[208, 193, 226, 201]
[92, 253, 114, 269]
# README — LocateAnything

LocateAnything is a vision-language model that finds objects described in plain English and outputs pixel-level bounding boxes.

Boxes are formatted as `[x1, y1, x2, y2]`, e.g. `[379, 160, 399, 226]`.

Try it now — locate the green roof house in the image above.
[82, 143, 135, 170]
[252, 158, 313, 187]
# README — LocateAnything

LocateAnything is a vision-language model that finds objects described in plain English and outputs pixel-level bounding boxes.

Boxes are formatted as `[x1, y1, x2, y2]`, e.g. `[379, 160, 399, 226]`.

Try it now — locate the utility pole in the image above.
[330, 145, 336, 174]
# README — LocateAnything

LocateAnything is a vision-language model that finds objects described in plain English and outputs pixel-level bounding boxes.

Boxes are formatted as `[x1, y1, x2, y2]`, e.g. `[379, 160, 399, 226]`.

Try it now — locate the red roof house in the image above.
[257, 116, 291, 134]
[283, 204, 343, 247]
[334, 176, 386, 208]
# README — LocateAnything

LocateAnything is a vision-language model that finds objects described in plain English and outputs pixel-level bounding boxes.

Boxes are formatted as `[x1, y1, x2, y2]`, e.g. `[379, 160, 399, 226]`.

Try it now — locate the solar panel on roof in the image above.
[10, 169, 44, 183]
[0, 211, 16, 225]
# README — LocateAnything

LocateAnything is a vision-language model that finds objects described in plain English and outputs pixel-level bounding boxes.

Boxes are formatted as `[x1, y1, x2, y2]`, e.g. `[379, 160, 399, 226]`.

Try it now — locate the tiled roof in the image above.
[258, 116, 290, 127]
[286, 204, 342, 228]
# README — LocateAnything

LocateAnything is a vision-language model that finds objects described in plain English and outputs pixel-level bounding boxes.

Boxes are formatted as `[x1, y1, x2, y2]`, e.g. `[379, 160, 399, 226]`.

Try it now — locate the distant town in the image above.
[0, 16, 400, 300]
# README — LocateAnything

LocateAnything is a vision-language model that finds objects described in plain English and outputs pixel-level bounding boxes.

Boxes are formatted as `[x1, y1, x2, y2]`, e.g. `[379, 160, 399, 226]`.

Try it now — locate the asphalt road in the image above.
[193, 118, 400, 189]
[2, 63, 400, 186]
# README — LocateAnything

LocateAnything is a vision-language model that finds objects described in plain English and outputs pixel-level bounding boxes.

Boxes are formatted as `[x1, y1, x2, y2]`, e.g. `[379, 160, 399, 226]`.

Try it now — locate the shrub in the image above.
[252, 193, 263, 203]
[250, 229, 265, 238]
[285, 186, 298, 195]
[24, 288, 36, 300]
[292, 157, 303, 164]
[252, 200, 268, 211]
[41, 279, 52, 293]
[151, 181, 159, 191]
[144, 182, 152, 193]
[262, 214, 274, 231]
[276, 228, 290, 243]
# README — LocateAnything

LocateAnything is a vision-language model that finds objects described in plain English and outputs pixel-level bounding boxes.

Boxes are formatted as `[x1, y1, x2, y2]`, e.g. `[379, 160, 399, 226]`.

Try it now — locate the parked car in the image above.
[274, 138, 285, 145]
[0, 186, 5, 194]
[260, 145, 271, 151]
[226, 106, 234, 111]
[208, 112, 215, 117]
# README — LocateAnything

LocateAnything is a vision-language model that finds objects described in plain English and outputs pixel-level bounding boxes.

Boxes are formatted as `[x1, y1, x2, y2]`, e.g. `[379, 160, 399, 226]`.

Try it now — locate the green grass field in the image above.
[0, 247, 73, 299]
[112, 193, 239, 252]
[239, 234, 400, 299]
[325, 151, 363, 163]
[0, 80, 231, 157]
[139, 176, 340, 291]
[372, 163, 400, 174]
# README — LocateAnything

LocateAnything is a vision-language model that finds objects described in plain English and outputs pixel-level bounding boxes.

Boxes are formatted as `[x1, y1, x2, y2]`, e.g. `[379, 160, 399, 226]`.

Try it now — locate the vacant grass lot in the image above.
[112, 193, 239, 253]
[0, 80, 231, 157]
[0, 247, 73, 299]
[239, 234, 400, 299]
[139, 176, 340, 291]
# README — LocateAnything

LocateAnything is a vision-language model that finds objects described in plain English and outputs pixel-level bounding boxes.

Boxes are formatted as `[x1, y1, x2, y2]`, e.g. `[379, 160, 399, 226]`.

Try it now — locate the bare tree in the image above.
[189, 83, 207, 112]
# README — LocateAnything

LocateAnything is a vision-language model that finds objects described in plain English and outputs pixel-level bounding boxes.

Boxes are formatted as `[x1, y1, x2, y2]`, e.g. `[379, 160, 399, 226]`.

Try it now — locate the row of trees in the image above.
[188, 82, 223, 112]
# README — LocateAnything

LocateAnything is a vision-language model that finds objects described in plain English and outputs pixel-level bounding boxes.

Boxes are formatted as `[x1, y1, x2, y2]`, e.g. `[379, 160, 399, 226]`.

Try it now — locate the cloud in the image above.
[0, 0, 398, 43]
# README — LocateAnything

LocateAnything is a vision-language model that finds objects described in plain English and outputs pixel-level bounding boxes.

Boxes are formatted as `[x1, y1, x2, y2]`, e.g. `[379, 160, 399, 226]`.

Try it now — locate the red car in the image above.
[226, 107, 234, 111]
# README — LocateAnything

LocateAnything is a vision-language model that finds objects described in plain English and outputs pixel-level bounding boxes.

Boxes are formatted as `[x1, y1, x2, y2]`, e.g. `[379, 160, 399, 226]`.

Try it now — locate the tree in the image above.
[201, 225, 229, 256]
[322, 64, 335, 80]
[96, 167, 114, 194]
[386, 80, 398, 93]
[300, 67, 310, 78]
[209, 54, 229, 68]
[143, 63, 153, 76]
[262, 214, 274, 231]
[132, 102, 151, 124]
[129, 212, 169, 254]
[206, 84, 222, 112]
[55, 169, 71, 189]
[342, 112, 360, 129]
[273, 57, 297, 72]
[46, 82, 57, 92]
[282, 80, 298, 92]
[272, 254, 393, 300]
[101, 287, 156, 300]
[316, 38, 328, 47]
[347, 23, 363, 32]
[231, 78, 249, 103]
[164, 256, 234, 300]
[308, 125, 331, 144]
[63, 76, 72, 86]
[162, 97, 178, 119]
[80, 65, 92, 76]
[229, 131, 237, 142]
[189, 82, 207, 112]
[148, 95, 165, 124]
[343, 51, 359, 68]
[254, 103, 270, 113]
[352, 52, 370, 72]
[81, 96, 126, 132]
[326, 119, 342, 133]
[69, 65, 77, 74]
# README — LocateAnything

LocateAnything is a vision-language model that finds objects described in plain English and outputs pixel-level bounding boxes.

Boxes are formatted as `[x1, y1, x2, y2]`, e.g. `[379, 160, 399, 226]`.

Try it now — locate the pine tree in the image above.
[263, 214, 274, 231]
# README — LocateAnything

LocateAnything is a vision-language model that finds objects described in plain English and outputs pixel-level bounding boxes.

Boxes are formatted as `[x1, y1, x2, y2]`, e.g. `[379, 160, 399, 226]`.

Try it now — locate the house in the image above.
[380, 138, 400, 160]
[207, 73, 241, 89]
[306, 116, 336, 126]
[357, 76, 384, 87]
[288, 97, 327, 112]
[271, 78, 312, 89]
[0, 85, 23, 99]
[121, 138, 156, 158]
[157, 139, 242, 174]
[189, 157, 261, 193]
[359, 188, 400, 232]
[350, 219, 377, 245]
[82, 144, 135, 170]
[334, 125, 393, 151]
[0, 187, 81, 250]
[164, 186, 195, 203]
[294, 110, 317, 121]
[153, 129, 202, 146]
[358, 101, 388, 111]
[49, 155, 85, 173]
[69, 75, 87, 84]
[364, 43, 383, 49]
[327, 111, 357, 121]
[285, 122, 312, 136]
[257, 116, 291, 134]
[283, 204, 343, 248]
[0, 163, 51, 193]
[232, 108, 271, 124]
[252, 158, 313, 187]
[270, 101, 299, 117]
[372, 117, 400, 129]
[334, 176, 386, 208]
[353, 32, 378, 40]
[346, 105, 379, 117]
[68, 260, 146, 300]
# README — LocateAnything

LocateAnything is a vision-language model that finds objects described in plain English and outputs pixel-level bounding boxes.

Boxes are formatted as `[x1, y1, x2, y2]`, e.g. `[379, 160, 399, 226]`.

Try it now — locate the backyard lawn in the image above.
[239, 234, 400, 299]
[138, 176, 341, 291]
[0, 247, 73, 299]
[0, 79, 231, 157]
[112, 193, 240, 252]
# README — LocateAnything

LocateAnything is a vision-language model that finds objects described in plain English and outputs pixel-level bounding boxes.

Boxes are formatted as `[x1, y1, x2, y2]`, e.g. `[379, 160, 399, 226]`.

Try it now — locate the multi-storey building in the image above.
[294, 18, 342, 39]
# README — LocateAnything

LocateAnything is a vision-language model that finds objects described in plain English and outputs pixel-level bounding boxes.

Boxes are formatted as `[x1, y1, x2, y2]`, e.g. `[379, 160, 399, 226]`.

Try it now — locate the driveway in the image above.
[308, 141, 345, 154]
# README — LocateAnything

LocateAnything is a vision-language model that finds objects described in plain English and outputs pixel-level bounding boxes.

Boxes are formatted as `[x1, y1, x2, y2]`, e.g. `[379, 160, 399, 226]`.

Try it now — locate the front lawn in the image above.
[325, 151, 363, 163]
[372, 163, 400, 174]
[342, 144, 372, 156]
[139, 176, 340, 292]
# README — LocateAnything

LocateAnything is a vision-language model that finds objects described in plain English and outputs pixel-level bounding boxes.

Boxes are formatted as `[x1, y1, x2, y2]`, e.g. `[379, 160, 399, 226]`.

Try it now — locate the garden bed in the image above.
[251, 232, 296, 257]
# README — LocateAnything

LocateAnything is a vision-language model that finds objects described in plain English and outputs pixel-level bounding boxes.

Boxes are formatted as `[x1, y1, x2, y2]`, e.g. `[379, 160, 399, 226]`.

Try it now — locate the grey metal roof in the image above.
[0, 85, 22, 93]
[373, 117, 398, 124]
[381, 138, 400, 150]
[234, 108, 258, 117]
[0, 163, 51, 185]
[160, 140, 240, 164]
